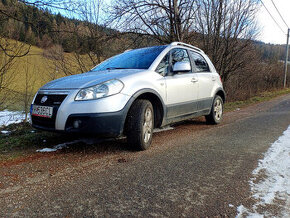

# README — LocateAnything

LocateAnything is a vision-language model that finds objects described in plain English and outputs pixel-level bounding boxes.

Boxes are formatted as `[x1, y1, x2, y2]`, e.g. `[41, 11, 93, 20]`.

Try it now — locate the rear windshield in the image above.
[92, 46, 166, 71]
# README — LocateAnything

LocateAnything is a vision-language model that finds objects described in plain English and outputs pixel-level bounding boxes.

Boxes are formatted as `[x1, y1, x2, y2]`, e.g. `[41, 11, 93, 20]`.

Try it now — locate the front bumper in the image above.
[31, 90, 132, 137]
[32, 110, 127, 137]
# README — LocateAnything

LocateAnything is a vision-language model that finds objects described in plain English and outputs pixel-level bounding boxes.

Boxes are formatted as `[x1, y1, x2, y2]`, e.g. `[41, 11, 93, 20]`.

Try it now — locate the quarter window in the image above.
[156, 53, 170, 75]
[190, 51, 210, 72]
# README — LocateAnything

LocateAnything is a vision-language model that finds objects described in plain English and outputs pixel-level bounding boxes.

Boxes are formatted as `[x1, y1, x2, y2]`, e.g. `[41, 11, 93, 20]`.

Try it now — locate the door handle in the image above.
[191, 77, 198, 83]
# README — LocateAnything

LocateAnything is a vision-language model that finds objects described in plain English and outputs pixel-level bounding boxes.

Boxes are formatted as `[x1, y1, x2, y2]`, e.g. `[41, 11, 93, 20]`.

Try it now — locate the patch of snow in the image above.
[153, 126, 174, 133]
[37, 148, 57, 153]
[0, 110, 27, 127]
[229, 204, 234, 208]
[1, 130, 11, 134]
[236, 205, 246, 217]
[236, 125, 290, 217]
[36, 140, 83, 153]
[236, 205, 264, 218]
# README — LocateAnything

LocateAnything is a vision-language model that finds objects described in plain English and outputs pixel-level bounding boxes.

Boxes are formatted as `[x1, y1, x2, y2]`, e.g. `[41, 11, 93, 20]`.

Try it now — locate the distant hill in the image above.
[254, 41, 286, 62]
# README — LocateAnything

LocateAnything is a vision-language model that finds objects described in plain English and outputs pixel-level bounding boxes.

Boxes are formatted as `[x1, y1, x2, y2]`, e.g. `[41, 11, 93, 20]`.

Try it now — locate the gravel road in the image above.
[1, 94, 290, 217]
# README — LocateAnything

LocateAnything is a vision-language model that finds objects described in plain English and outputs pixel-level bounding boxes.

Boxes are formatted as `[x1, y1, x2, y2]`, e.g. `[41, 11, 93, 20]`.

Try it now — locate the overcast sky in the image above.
[257, 0, 290, 44]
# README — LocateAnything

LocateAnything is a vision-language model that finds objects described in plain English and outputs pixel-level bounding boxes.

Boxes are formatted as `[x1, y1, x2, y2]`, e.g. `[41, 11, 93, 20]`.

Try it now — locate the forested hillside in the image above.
[0, 0, 108, 53]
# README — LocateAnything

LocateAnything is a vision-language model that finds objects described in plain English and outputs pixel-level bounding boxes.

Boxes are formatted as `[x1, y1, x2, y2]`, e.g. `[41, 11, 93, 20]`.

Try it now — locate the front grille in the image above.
[34, 94, 67, 106]
[32, 94, 68, 129]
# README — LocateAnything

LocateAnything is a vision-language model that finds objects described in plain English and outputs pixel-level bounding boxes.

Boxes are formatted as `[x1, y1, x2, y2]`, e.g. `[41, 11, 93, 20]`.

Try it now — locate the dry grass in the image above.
[224, 88, 290, 112]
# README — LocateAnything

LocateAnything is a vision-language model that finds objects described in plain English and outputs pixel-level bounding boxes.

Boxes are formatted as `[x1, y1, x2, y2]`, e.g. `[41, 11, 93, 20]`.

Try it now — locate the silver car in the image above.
[31, 42, 225, 150]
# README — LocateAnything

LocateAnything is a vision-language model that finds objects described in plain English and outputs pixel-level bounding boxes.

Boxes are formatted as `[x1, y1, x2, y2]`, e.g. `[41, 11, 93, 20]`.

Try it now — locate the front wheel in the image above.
[126, 99, 154, 150]
[205, 95, 223, 124]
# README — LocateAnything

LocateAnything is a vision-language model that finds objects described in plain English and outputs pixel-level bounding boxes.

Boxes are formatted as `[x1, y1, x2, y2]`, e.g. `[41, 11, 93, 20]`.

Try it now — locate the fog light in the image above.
[73, 120, 82, 129]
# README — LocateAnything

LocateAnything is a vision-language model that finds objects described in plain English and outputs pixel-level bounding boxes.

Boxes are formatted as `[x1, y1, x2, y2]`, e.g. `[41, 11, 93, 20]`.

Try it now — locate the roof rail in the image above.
[124, 49, 132, 53]
[170, 42, 203, 53]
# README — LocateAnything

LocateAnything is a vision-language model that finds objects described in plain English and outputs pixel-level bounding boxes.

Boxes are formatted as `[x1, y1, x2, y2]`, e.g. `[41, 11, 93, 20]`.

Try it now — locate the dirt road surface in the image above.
[1, 94, 290, 217]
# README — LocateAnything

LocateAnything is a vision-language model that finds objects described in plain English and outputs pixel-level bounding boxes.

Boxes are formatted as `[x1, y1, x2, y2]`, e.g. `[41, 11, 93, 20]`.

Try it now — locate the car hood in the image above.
[40, 69, 144, 90]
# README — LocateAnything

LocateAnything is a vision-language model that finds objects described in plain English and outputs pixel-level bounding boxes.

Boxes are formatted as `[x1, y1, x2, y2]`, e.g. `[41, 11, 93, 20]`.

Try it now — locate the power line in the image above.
[270, 0, 289, 29]
[260, 0, 286, 35]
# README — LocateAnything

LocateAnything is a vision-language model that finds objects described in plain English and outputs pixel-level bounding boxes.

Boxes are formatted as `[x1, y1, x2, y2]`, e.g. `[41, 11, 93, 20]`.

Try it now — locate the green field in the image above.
[1, 40, 94, 110]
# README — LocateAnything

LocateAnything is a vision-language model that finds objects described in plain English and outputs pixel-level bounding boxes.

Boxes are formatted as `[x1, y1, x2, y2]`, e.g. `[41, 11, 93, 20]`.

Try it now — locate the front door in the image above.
[163, 48, 199, 118]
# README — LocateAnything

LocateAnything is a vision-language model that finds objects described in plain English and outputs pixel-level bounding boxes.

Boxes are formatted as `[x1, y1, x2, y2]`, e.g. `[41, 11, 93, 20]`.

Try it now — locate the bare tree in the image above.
[109, 0, 260, 87]
[193, 0, 259, 84]
[109, 0, 198, 43]
[76, 0, 105, 65]
[22, 57, 36, 121]
[46, 0, 111, 76]
[0, 38, 31, 110]
[43, 44, 92, 77]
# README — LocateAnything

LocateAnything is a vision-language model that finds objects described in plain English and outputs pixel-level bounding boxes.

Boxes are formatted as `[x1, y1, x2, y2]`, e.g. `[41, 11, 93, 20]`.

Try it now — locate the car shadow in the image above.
[171, 117, 208, 127]
[36, 118, 209, 155]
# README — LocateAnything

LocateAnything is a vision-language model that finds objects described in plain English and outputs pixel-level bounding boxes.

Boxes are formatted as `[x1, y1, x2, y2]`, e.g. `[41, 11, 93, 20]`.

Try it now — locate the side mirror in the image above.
[173, 62, 191, 73]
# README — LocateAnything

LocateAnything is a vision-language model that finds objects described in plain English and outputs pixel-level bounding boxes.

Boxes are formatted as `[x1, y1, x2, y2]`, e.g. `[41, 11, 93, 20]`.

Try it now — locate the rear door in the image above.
[189, 51, 215, 110]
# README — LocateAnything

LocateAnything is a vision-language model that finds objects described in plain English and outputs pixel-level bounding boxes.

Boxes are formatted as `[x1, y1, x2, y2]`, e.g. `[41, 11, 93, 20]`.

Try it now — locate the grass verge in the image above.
[224, 88, 290, 112]
[0, 123, 78, 161]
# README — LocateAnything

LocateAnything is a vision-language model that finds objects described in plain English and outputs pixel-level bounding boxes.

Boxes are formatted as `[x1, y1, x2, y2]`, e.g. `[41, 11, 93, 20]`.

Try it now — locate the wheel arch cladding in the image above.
[215, 89, 226, 103]
[127, 89, 165, 129]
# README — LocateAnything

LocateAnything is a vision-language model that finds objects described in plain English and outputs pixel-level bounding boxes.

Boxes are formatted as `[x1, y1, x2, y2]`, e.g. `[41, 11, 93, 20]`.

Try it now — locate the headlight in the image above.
[75, 79, 124, 101]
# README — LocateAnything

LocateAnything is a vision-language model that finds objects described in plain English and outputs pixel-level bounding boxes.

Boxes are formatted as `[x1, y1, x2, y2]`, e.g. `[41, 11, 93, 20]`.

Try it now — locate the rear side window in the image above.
[189, 51, 210, 72]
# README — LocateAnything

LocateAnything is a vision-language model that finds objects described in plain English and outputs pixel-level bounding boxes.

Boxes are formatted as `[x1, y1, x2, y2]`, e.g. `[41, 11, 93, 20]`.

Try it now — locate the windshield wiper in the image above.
[106, 67, 130, 70]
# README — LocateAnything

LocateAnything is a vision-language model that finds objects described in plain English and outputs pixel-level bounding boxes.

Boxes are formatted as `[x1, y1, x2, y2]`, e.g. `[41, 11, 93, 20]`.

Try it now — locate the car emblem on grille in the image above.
[41, 96, 48, 103]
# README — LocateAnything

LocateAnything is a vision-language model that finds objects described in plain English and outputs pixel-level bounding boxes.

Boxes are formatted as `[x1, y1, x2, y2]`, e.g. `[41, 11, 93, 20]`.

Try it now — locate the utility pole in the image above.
[284, 28, 290, 88]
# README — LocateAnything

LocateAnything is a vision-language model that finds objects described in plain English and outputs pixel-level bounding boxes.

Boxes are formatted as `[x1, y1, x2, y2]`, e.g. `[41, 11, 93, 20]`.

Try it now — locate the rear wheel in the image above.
[205, 95, 223, 124]
[126, 99, 154, 150]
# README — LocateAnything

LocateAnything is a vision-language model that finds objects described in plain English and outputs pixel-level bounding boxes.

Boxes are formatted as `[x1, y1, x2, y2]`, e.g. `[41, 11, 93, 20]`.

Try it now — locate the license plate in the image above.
[32, 105, 53, 118]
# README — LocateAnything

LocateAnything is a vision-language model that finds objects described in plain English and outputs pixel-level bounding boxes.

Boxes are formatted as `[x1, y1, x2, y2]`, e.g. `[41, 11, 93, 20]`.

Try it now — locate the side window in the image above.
[156, 53, 170, 75]
[170, 48, 191, 73]
[171, 48, 190, 65]
[190, 51, 210, 72]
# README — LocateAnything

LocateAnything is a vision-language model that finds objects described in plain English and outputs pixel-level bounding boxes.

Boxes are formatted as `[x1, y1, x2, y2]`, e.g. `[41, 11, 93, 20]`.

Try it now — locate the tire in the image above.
[205, 95, 223, 124]
[126, 99, 154, 150]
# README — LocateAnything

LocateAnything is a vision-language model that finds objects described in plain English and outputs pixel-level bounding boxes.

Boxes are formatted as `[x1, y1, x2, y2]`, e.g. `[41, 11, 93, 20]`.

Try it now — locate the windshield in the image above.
[92, 46, 166, 71]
